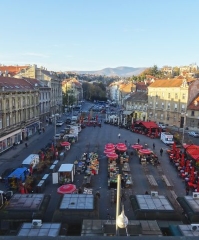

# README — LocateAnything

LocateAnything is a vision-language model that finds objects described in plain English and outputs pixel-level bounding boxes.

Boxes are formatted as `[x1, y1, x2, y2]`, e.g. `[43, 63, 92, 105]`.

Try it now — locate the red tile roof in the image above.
[188, 94, 199, 110]
[0, 65, 28, 76]
[0, 76, 35, 91]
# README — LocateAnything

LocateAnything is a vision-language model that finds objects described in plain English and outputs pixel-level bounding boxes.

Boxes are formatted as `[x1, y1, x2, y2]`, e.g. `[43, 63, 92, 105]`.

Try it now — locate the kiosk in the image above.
[58, 164, 75, 184]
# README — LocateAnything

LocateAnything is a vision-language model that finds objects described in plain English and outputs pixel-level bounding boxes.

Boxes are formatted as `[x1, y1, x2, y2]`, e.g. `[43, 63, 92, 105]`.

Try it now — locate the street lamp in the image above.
[181, 111, 187, 145]
[116, 174, 129, 236]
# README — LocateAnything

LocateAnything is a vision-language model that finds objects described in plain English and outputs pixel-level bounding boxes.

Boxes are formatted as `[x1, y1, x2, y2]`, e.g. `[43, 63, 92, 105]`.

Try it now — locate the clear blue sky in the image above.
[0, 0, 199, 71]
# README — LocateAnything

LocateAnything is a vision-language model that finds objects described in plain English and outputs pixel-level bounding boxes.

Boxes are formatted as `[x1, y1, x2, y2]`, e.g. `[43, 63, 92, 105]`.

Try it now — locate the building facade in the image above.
[0, 76, 40, 154]
[147, 78, 189, 127]
[14, 65, 63, 117]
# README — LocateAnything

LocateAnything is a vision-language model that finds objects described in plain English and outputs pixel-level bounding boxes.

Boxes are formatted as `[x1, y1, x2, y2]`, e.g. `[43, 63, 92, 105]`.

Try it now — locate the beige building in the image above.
[0, 76, 39, 153]
[62, 78, 83, 106]
[14, 65, 63, 116]
[147, 78, 189, 127]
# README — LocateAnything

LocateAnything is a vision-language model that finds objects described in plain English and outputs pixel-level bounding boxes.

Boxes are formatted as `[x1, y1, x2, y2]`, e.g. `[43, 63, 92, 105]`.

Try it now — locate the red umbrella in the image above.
[104, 149, 115, 154]
[60, 142, 71, 147]
[139, 149, 152, 155]
[116, 143, 126, 148]
[172, 142, 176, 152]
[57, 184, 76, 194]
[106, 152, 118, 159]
[105, 143, 115, 149]
[131, 144, 143, 150]
[180, 153, 185, 167]
[116, 146, 127, 152]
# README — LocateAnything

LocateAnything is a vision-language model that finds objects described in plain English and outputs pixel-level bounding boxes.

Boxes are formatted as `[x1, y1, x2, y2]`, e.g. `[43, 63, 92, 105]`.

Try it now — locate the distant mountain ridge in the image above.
[72, 66, 146, 77]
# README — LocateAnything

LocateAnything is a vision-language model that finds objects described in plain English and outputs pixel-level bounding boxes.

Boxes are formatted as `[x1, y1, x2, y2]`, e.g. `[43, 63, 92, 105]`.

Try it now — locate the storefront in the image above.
[0, 129, 22, 154]
[22, 121, 39, 140]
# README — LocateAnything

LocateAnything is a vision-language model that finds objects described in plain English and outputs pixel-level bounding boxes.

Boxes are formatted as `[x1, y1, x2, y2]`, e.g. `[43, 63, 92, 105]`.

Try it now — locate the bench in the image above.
[146, 175, 158, 189]
[162, 175, 173, 189]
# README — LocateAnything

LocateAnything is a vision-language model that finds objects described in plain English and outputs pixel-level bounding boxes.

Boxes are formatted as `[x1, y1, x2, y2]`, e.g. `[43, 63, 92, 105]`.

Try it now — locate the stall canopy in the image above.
[185, 145, 199, 161]
[8, 167, 28, 182]
[139, 121, 159, 129]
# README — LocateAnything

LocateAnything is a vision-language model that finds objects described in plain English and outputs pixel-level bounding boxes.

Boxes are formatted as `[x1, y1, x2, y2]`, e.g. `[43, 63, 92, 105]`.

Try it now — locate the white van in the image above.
[161, 132, 174, 145]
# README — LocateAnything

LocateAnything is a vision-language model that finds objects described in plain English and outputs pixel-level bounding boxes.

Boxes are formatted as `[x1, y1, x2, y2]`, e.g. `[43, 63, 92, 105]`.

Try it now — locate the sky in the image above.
[0, 0, 199, 72]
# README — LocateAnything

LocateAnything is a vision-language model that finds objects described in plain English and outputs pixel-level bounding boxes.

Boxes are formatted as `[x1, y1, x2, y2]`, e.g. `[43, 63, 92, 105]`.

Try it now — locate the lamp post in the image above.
[54, 116, 57, 147]
[182, 112, 187, 145]
[116, 174, 129, 236]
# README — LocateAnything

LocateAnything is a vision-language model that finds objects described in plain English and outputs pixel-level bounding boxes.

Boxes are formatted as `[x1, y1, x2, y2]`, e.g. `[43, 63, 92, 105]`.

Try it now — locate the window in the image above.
[18, 98, 21, 108]
[6, 99, 9, 109]
[174, 103, 177, 111]
[160, 114, 163, 120]
[167, 103, 170, 109]
[191, 111, 195, 116]
[182, 93, 186, 100]
[162, 102, 164, 108]
[0, 99, 2, 110]
[168, 93, 170, 99]
[156, 102, 158, 108]
[175, 93, 178, 99]
[6, 114, 10, 127]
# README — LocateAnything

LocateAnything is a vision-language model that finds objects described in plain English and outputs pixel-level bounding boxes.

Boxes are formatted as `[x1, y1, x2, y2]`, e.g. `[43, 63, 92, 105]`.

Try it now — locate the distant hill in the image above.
[72, 66, 146, 77]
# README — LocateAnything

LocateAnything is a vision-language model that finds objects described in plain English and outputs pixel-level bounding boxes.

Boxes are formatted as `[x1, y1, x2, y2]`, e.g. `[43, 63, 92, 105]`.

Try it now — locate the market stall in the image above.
[58, 164, 75, 184]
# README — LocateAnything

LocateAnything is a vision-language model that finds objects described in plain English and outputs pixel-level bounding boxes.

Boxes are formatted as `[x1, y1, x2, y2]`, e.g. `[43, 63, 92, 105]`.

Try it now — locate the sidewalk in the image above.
[0, 124, 54, 160]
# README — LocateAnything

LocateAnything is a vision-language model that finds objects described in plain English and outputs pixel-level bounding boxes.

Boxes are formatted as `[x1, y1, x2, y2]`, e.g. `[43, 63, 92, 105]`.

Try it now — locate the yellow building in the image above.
[147, 78, 189, 127]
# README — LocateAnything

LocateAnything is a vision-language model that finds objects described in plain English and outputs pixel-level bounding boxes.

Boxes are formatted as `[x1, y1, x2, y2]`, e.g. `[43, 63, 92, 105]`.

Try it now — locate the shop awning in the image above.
[140, 121, 159, 129]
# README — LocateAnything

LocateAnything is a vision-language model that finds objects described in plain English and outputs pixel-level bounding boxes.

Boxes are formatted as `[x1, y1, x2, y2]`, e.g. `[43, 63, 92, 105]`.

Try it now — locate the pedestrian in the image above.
[125, 140, 127, 145]
[137, 138, 140, 144]
[42, 127, 45, 133]
[160, 148, 163, 156]
[153, 143, 155, 150]
[25, 142, 28, 148]
[95, 191, 100, 198]
[118, 133, 121, 139]
[145, 191, 149, 195]
[186, 186, 189, 196]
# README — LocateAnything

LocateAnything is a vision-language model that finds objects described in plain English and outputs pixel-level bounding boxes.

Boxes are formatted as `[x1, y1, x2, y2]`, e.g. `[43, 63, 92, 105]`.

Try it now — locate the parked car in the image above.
[65, 118, 71, 124]
[188, 131, 199, 137]
[56, 121, 64, 126]
[54, 134, 61, 140]
[159, 124, 166, 129]
[59, 130, 65, 137]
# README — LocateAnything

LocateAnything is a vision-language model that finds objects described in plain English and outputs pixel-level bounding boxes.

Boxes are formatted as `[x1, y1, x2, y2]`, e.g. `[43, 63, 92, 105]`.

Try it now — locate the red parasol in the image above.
[106, 152, 118, 159]
[131, 144, 143, 150]
[180, 153, 185, 167]
[57, 184, 76, 194]
[60, 142, 71, 147]
[116, 143, 126, 147]
[155, 128, 159, 138]
[139, 149, 152, 155]
[51, 144, 55, 153]
[189, 167, 195, 183]
[40, 152, 45, 161]
[175, 148, 180, 159]
[116, 146, 127, 152]
[104, 149, 115, 154]
[105, 143, 115, 149]
[172, 142, 176, 152]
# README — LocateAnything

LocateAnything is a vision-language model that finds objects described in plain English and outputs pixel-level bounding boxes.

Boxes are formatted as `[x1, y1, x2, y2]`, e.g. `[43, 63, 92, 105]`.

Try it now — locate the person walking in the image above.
[118, 133, 121, 139]
[160, 148, 163, 156]
[25, 142, 28, 148]
[153, 143, 155, 150]
[137, 138, 140, 144]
